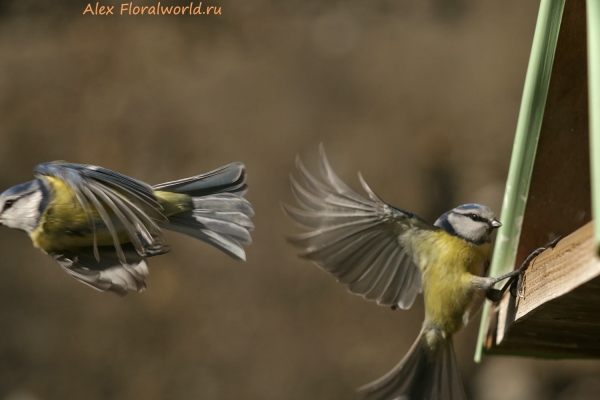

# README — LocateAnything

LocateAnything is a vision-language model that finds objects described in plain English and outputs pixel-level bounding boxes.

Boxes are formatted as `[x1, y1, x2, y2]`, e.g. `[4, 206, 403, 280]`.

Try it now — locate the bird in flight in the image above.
[0, 161, 254, 295]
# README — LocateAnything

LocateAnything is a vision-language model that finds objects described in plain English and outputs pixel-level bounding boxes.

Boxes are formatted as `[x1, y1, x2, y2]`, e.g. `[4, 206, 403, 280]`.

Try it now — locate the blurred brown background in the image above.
[0, 0, 599, 399]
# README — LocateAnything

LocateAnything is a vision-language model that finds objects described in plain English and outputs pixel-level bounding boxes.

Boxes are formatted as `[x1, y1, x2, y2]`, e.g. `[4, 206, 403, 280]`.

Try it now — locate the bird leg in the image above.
[486, 236, 561, 302]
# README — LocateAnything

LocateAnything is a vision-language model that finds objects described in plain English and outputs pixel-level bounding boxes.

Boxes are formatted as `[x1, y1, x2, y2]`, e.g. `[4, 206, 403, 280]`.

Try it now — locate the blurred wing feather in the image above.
[50, 244, 149, 295]
[285, 146, 436, 309]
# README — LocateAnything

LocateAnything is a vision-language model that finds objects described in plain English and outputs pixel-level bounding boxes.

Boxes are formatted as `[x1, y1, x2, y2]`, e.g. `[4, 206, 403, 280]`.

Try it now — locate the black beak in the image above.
[491, 219, 502, 229]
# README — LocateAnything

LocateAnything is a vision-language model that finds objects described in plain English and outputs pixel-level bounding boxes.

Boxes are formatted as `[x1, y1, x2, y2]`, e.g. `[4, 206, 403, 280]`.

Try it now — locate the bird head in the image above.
[0, 179, 48, 233]
[434, 203, 501, 244]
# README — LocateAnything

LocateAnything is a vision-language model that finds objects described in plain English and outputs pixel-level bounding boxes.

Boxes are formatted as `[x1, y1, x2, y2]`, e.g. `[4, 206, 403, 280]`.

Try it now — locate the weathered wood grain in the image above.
[493, 222, 600, 358]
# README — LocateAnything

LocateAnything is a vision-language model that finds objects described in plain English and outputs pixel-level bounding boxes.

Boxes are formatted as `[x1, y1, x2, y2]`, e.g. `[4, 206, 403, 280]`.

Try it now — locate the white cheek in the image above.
[449, 214, 488, 242]
[3, 191, 43, 233]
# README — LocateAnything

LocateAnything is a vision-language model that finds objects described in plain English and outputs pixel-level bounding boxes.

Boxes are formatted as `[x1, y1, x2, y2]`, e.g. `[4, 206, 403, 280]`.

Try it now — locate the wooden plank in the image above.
[491, 222, 600, 358]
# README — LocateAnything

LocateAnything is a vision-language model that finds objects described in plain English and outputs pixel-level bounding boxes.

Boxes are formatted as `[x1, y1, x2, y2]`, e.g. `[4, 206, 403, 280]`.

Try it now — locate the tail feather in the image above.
[154, 163, 254, 261]
[359, 330, 466, 400]
[192, 194, 254, 217]
[153, 162, 247, 196]
[163, 215, 248, 261]
[193, 210, 253, 243]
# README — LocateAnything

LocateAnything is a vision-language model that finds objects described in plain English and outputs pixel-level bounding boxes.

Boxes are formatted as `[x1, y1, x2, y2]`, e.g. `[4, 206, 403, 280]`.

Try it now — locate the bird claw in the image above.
[509, 275, 526, 298]
[491, 236, 562, 300]
[509, 236, 562, 299]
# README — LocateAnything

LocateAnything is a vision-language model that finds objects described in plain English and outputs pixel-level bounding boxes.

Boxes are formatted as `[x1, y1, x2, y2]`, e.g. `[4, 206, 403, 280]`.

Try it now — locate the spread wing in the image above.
[283, 146, 437, 309]
[35, 162, 168, 263]
[50, 244, 149, 295]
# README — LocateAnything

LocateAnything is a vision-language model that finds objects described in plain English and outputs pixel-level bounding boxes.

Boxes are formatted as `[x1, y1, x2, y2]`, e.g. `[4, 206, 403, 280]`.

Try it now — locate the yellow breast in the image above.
[30, 177, 194, 253]
[418, 231, 491, 334]
[30, 177, 110, 252]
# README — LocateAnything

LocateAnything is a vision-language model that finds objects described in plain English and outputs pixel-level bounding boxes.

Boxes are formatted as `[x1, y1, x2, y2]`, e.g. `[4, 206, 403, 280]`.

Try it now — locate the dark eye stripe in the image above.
[453, 211, 488, 223]
[2, 193, 30, 213]
[2, 197, 18, 213]
[469, 214, 489, 223]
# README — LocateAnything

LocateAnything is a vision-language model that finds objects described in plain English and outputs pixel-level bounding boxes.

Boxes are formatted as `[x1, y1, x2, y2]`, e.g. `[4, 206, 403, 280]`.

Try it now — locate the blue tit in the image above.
[283, 146, 504, 400]
[0, 161, 254, 295]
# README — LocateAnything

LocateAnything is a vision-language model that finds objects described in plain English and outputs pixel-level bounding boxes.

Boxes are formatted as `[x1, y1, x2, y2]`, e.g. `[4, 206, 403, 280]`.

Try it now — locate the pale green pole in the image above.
[588, 0, 600, 253]
[475, 0, 565, 363]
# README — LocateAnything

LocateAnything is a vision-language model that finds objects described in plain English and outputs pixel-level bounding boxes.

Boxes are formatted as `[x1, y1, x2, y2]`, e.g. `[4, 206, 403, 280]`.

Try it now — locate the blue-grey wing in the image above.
[283, 146, 437, 310]
[35, 162, 167, 263]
